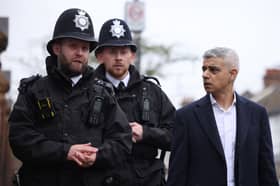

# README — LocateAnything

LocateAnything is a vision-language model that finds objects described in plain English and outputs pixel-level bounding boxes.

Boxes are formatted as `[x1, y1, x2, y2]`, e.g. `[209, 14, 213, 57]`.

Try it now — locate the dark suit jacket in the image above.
[167, 94, 279, 186]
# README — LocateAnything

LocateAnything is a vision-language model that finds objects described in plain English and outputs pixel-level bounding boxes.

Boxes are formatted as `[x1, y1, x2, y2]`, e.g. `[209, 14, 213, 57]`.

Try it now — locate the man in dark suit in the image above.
[167, 47, 279, 186]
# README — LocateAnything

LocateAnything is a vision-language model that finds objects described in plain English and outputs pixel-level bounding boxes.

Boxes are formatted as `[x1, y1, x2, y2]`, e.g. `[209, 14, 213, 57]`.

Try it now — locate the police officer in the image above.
[8, 9, 132, 186]
[94, 18, 175, 186]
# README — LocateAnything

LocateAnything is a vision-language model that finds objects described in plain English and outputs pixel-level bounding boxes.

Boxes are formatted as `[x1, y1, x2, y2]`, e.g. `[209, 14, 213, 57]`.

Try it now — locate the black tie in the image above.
[118, 81, 125, 90]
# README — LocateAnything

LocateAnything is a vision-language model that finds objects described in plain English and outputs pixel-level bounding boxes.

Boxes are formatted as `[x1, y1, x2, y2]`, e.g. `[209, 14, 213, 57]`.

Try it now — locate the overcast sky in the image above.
[1, 0, 280, 107]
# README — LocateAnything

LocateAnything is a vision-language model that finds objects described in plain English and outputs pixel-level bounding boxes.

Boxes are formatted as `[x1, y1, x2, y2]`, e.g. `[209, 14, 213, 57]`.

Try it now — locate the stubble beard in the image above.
[58, 54, 87, 77]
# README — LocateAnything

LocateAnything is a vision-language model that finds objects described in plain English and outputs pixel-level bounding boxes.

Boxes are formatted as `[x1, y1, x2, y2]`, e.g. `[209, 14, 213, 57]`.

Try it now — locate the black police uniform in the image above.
[94, 64, 175, 186]
[8, 55, 132, 186]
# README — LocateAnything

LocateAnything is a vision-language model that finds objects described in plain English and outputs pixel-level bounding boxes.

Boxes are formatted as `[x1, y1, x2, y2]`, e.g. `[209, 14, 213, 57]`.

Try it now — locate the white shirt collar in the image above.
[71, 74, 82, 87]
[105, 72, 130, 88]
[209, 93, 236, 111]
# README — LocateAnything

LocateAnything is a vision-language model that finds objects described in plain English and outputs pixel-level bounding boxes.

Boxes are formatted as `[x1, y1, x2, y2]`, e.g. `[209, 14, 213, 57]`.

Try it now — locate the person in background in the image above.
[94, 18, 175, 186]
[8, 8, 132, 186]
[167, 47, 279, 186]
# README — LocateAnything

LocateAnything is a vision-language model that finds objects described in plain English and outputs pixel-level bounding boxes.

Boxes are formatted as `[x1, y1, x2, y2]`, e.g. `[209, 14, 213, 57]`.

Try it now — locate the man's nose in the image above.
[115, 51, 122, 59]
[76, 47, 84, 55]
[202, 70, 210, 79]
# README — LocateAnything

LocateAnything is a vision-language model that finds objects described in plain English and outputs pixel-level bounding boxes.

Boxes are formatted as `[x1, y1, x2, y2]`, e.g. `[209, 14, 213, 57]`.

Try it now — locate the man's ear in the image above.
[95, 53, 104, 64]
[52, 42, 61, 55]
[130, 51, 136, 65]
[230, 68, 238, 81]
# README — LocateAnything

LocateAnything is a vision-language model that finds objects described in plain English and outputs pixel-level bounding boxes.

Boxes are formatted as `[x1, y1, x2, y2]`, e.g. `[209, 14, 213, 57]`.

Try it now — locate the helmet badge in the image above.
[110, 20, 126, 38]
[73, 10, 90, 31]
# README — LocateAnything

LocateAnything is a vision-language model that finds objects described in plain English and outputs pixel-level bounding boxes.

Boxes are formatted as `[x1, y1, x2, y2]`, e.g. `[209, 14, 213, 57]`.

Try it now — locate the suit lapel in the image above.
[194, 95, 225, 161]
[236, 95, 251, 150]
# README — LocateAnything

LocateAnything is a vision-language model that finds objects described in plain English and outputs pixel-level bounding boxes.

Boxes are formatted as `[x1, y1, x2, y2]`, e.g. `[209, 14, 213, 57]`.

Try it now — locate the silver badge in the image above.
[110, 20, 126, 38]
[73, 10, 90, 31]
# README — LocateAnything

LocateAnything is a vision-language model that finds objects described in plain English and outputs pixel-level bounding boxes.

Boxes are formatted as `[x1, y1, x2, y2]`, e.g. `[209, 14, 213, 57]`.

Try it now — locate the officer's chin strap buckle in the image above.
[37, 97, 55, 120]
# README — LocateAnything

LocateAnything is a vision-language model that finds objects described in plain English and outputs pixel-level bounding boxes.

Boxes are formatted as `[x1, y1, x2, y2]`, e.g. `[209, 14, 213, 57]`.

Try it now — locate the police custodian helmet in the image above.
[95, 18, 137, 54]
[47, 8, 98, 55]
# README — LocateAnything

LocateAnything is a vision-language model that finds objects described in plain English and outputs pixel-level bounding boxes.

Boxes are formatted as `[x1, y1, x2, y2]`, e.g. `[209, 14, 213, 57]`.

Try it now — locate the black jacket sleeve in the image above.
[93, 91, 132, 168]
[141, 85, 175, 151]
[9, 92, 71, 165]
[258, 106, 279, 186]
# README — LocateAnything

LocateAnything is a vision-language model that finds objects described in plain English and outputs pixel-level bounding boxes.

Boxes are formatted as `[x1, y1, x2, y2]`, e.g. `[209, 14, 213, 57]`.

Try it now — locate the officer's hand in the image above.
[82, 152, 97, 167]
[130, 122, 143, 143]
[67, 143, 98, 166]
